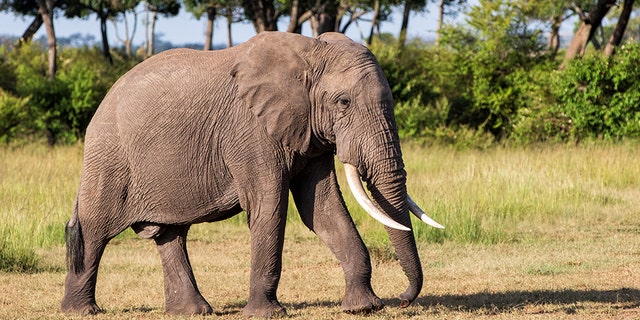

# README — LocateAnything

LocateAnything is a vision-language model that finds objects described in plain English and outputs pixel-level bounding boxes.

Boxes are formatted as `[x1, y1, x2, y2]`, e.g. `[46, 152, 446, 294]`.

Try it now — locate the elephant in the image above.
[60, 31, 443, 317]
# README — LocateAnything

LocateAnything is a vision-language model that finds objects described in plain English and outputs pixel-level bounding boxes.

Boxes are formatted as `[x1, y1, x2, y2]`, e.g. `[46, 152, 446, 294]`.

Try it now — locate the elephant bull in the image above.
[60, 31, 443, 317]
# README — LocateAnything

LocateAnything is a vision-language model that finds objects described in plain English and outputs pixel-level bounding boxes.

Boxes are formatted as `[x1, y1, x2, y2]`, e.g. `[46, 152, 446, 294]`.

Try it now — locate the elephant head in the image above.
[232, 31, 443, 307]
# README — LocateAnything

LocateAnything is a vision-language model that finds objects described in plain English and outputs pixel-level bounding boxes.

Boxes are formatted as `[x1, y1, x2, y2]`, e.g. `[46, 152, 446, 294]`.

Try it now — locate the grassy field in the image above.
[0, 142, 639, 319]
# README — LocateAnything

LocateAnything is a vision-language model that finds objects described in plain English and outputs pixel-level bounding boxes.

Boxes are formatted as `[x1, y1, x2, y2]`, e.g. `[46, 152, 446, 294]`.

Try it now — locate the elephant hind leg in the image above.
[62, 146, 132, 314]
[61, 219, 114, 315]
[154, 225, 213, 315]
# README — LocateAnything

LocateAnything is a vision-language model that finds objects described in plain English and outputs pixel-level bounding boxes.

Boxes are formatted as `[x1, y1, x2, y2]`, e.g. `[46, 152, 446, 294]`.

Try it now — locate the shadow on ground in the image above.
[116, 288, 639, 316]
[392, 288, 640, 312]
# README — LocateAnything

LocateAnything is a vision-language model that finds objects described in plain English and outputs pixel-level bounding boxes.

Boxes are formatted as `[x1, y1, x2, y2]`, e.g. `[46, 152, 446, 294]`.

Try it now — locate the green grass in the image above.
[1, 142, 639, 318]
[0, 144, 83, 271]
[2, 142, 640, 271]
[400, 142, 640, 244]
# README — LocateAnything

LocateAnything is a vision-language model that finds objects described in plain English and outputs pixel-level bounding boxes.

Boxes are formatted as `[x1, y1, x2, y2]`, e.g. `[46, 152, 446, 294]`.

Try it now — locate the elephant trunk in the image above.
[367, 167, 423, 307]
[337, 102, 433, 306]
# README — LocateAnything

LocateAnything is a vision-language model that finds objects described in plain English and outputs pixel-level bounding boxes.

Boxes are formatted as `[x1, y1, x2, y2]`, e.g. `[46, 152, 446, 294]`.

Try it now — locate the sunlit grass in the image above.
[402, 142, 640, 244]
[0, 144, 83, 271]
[2, 142, 640, 271]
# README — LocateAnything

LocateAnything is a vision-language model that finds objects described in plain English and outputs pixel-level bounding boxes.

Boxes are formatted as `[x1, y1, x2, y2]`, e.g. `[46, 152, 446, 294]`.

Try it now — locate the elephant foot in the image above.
[60, 298, 102, 315]
[242, 299, 287, 318]
[165, 296, 213, 315]
[341, 286, 385, 314]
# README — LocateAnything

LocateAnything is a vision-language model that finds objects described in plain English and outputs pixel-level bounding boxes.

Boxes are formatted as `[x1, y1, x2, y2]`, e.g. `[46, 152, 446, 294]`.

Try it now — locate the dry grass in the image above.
[1, 143, 639, 319]
[1, 220, 639, 319]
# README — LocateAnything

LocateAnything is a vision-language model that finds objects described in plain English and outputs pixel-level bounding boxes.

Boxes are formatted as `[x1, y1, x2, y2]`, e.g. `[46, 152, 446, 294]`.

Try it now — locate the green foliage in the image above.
[509, 63, 571, 144]
[0, 89, 29, 142]
[0, 241, 40, 273]
[0, 44, 136, 144]
[552, 44, 640, 141]
[369, 0, 640, 145]
[442, 0, 548, 139]
[370, 39, 442, 140]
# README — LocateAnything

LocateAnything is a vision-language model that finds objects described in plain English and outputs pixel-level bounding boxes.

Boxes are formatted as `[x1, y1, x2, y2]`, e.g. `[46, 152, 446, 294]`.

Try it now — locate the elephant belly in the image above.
[125, 160, 241, 225]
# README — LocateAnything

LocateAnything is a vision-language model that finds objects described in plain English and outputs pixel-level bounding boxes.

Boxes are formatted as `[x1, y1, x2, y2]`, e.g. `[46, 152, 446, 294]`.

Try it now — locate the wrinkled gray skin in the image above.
[61, 31, 423, 317]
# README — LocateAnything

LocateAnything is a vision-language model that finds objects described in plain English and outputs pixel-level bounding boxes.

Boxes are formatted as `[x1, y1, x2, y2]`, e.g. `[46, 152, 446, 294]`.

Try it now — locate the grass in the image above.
[0, 142, 639, 318]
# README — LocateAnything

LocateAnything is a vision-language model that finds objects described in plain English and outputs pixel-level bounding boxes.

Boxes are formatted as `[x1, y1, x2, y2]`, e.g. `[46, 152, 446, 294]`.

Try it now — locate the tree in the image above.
[184, 0, 218, 50]
[287, 0, 385, 37]
[604, 0, 636, 56]
[440, 0, 547, 138]
[64, 0, 133, 63]
[337, 0, 379, 35]
[562, 0, 617, 66]
[514, 0, 571, 58]
[37, 0, 56, 80]
[218, 0, 243, 47]
[242, 0, 279, 32]
[144, 0, 180, 56]
[436, 0, 467, 44]
[398, 0, 427, 48]
[0, 0, 58, 80]
[111, 0, 140, 58]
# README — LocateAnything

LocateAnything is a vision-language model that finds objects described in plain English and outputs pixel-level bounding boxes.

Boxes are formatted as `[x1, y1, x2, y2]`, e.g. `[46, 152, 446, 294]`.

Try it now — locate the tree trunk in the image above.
[436, 0, 444, 44]
[226, 14, 233, 47]
[118, 11, 136, 57]
[204, 6, 216, 50]
[367, 0, 380, 45]
[307, 0, 340, 36]
[36, 0, 56, 81]
[244, 0, 278, 33]
[147, 10, 157, 56]
[144, 3, 150, 57]
[312, 12, 337, 36]
[604, 0, 635, 56]
[286, 0, 300, 33]
[562, 0, 616, 66]
[18, 15, 43, 46]
[548, 14, 562, 58]
[398, 0, 412, 48]
[339, 9, 366, 34]
[100, 15, 113, 64]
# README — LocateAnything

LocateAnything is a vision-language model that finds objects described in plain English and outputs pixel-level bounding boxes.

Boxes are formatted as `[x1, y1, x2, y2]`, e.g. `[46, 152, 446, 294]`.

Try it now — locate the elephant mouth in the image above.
[342, 163, 445, 230]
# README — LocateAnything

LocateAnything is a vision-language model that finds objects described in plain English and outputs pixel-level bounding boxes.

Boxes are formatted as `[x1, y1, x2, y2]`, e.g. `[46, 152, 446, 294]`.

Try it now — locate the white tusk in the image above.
[407, 196, 445, 229]
[343, 164, 411, 231]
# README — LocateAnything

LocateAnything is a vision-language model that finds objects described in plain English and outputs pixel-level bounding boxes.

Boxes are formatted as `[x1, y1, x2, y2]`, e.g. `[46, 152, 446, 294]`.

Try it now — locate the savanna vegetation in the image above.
[1, 0, 639, 318]
[1, 143, 639, 318]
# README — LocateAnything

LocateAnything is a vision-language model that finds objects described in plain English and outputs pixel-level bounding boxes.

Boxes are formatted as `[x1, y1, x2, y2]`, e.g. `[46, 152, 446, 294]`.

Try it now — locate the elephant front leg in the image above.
[291, 155, 384, 314]
[242, 195, 289, 318]
[154, 225, 213, 315]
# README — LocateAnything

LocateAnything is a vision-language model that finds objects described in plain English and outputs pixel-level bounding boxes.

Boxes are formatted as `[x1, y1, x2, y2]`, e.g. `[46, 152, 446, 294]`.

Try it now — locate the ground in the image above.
[0, 222, 638, 319]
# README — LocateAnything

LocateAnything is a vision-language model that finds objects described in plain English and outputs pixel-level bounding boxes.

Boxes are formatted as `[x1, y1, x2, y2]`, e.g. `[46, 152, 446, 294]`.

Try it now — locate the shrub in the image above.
[370, 38, 442, 140]
[0, 89, 29, 142]
[0, 44, 137, 144]
[552, 44, 640, 141]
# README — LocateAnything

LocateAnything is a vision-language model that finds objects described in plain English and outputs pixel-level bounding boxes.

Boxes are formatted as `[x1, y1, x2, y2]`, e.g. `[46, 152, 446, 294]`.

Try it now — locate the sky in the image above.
[0, 5, 443, 48]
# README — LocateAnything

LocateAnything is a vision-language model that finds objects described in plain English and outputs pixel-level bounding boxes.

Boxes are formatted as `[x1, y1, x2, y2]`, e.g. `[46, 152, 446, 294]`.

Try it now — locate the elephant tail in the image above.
[65, 198, 84, 274]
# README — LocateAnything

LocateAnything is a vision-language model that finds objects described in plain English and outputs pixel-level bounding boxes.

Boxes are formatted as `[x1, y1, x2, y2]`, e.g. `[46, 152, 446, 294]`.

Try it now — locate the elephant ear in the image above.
[231, 32, 314, 154]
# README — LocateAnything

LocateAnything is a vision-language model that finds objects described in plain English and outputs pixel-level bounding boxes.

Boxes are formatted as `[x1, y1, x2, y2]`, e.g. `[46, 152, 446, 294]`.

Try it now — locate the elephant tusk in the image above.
[407, 196, 445, 229]
[343, 164, 411, 232]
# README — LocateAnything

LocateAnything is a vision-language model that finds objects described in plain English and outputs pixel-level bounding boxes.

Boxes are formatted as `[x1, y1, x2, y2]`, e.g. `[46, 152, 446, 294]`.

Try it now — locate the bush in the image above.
[370, 38, 442, 140]
[0, 44, 137, 144]
[552, 44, 640, 141]
[0, 89, 29, 142]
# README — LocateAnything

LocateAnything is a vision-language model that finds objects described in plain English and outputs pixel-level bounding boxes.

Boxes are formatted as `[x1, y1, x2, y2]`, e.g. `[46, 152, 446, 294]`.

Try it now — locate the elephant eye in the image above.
[338, 98, 351, 107]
